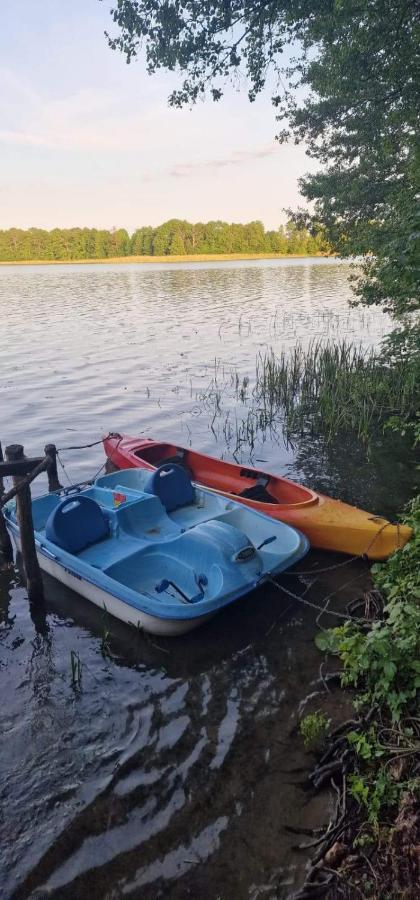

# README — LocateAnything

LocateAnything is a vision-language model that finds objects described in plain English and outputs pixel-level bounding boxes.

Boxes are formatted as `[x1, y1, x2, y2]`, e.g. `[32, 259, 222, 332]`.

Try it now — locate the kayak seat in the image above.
[154, 453, 193, 478]
[45, 495, 109, 554]
[239, 484, 277, 504]
[144, 463, 195, 513]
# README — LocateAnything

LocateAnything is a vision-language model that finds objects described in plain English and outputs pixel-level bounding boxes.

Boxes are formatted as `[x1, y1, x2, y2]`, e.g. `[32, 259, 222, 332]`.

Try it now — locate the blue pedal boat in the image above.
[4, 464, 309, 635]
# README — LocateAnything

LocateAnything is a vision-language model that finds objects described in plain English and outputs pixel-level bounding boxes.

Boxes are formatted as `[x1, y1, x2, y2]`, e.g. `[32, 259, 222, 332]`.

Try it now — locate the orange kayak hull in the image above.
[103, 435, 412, 561]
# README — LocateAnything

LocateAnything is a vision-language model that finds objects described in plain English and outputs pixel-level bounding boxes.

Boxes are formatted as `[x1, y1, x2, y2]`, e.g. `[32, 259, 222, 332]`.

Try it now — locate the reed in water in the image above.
[199, 338, 419, 461]
[254, 340, 419, 445]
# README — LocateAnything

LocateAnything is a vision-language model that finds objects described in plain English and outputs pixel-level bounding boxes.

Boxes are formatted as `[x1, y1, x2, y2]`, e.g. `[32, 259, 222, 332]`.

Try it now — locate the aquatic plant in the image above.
[198, 338, 419, 463]
[70, 649, 82, 686]
[255, 340, 420, 446]
[100, 606, 112, 660]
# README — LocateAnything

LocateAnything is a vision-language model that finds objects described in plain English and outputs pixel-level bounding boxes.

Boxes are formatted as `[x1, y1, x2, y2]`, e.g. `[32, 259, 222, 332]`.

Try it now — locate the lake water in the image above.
[0, 258, 396, 490]
[0, 259, 414, 899]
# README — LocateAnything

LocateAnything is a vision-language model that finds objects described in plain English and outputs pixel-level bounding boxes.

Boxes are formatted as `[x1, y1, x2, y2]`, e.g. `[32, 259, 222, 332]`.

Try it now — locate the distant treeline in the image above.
[0, 219, 329, 261]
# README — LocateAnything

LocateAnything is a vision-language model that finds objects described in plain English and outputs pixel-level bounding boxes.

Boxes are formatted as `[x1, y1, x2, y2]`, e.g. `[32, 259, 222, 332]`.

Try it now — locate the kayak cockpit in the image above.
[129, 440, 317, 509]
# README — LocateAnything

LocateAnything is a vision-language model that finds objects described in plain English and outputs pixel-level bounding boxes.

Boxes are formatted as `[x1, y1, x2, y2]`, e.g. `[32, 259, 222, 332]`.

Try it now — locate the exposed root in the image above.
[288, 718, 419, 900]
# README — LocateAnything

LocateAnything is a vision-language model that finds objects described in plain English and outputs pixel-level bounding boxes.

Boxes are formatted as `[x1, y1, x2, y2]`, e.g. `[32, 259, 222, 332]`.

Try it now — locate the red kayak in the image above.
[103, 434, 412, 560]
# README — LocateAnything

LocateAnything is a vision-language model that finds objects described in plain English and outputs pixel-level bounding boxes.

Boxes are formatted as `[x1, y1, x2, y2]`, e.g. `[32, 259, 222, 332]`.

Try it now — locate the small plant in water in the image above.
[300, 711, 331, 750]
[100, 605, 112, 660]
[70, 649, 82, 686]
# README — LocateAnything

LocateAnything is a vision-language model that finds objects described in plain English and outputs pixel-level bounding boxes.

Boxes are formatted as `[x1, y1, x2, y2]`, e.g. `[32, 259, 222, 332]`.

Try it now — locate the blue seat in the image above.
[45, 495, 109, 554]
[144, 463, 195, 513]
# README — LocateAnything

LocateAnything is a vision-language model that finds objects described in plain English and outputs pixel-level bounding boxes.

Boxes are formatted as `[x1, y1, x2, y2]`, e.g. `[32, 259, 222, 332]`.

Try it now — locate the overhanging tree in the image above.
[104, 0, 420, 319]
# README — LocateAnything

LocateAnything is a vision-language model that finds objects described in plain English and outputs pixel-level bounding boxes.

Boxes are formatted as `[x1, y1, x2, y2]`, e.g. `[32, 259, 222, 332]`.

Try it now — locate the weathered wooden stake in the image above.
[5, 444, 44, 603]
[44, 444, 62, 492]
[0, 441, 14, 565]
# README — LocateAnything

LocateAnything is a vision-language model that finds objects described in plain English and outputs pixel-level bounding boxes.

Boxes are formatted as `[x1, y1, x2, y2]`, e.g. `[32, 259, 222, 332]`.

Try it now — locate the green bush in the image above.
[315, 496, 420, 824]
[316, 497, 420, 724]
[300, 711, 331, 750]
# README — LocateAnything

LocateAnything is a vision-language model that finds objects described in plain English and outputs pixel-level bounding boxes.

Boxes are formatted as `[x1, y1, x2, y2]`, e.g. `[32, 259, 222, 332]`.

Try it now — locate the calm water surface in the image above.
[0, 260, 414, 899]
[0, 258, 391, 481]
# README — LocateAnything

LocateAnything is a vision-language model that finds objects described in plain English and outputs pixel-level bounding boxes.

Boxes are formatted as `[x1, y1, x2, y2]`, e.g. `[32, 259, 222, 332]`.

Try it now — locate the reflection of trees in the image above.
[286, 426, 418, 519]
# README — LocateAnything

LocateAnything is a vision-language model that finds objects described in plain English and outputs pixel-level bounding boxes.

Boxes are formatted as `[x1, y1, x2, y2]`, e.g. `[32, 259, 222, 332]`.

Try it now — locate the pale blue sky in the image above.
[0, 0, 315, 231]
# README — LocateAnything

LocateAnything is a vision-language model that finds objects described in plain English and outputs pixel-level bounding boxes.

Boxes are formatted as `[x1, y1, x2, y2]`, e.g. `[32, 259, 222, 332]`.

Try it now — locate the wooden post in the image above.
[44, 444, 62, 492]
[5, 444, 44, 603]
[0, 441, 13, 566]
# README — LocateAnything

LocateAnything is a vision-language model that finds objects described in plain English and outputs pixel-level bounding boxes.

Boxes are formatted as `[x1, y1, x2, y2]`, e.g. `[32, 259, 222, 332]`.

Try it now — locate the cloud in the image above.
[170, 145, 280, 177]
[0, 68, 163, 152]
[0, 129, 52, 148]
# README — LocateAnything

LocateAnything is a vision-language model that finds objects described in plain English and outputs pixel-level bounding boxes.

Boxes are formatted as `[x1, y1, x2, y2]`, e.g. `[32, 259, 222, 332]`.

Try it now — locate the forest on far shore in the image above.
[0, 218, 329, 261]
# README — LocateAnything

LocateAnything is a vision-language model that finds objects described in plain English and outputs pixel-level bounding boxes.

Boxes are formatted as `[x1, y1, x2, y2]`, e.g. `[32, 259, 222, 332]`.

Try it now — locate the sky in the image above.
[0, 0, 315, 232]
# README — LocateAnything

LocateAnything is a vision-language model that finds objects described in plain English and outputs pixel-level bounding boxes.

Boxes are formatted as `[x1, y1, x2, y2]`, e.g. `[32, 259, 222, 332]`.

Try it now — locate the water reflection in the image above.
[287, 427, 418, 518]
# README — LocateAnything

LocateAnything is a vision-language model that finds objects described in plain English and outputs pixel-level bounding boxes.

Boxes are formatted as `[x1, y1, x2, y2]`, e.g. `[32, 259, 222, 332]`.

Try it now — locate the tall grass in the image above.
[254, 340, 419, 445]
[193, 339, 418, 460]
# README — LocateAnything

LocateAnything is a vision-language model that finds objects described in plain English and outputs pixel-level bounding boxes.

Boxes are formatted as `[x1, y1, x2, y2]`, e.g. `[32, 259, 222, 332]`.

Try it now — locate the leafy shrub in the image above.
[315, 496, 420, 825]
[316, 496, 420, 723]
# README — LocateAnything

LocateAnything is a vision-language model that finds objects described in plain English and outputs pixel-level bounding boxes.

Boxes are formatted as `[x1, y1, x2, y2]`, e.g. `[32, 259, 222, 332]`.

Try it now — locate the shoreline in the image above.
[0, 252, 332, 267]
